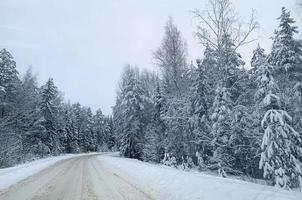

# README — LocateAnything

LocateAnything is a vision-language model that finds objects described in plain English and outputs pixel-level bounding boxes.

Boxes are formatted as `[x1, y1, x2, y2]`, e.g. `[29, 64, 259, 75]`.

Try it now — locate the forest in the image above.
[113, 0, 302, 190]
[1, 0, 302, 191]
[0, 54, 115, 168]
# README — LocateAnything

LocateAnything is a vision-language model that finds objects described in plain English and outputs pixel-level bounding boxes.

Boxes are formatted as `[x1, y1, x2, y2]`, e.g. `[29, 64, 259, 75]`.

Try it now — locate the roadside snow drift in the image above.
[98, 154, 302, 200]
[0, 154, 77, 190]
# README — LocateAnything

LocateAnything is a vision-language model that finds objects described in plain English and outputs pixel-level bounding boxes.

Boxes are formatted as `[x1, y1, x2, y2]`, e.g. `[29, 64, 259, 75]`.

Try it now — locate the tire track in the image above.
[0, 154, 154, 200]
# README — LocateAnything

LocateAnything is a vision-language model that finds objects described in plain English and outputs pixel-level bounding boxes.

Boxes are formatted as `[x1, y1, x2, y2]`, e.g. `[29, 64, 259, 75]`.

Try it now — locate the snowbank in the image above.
[98, 154, 302, 200]
[0, 154, 78, 189]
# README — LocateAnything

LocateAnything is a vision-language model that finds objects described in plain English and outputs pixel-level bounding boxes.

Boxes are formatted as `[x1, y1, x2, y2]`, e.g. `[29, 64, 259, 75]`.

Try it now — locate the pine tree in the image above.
[190, 59, 212, 168]
[81, 107, 95, 152]
[117, 66, 147, 160]
[164, 94, 192, 164]
[104, 116, 115, 150]
[62, 103, 79, 153]
[209, 84, 234, 177]
[201, 45, 218, 89]
[93, 109, 107, 150]
[268, 7, 302, 107]
[207, 33, 245, 177]
[0, 49, 21, 167]
[256, 51, 302, 189]
[40, 78, 61, 155]
[231, 105, 260, 176]
[0, 48, 19, 118]
[251, 44, 266, 74]
[268, 7, 302, 73]
[143, 84, 166, 162]
[17, 69, 47, 159]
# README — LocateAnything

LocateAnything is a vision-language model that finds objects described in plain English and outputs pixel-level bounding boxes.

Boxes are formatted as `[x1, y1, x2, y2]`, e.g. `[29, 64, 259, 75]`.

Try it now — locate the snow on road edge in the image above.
[0, 153, 83, 190]
[98, 154, 302, 200]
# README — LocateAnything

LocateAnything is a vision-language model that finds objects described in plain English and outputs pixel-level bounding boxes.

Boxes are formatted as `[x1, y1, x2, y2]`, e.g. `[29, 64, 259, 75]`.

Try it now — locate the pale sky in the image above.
[0, 0, 300, 114]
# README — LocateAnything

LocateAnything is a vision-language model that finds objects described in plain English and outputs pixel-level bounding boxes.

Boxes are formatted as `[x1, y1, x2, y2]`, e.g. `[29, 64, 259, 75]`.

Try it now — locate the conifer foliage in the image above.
[255, 51, 302, 189]
[0, 50, 115, 168]
[112, 2, 302, 190]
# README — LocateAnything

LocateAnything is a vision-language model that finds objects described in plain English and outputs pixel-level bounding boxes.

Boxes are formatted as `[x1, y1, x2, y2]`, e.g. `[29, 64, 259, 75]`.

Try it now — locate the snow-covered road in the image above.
[0, 154, 153, 200]
[1, 153, 302, 200]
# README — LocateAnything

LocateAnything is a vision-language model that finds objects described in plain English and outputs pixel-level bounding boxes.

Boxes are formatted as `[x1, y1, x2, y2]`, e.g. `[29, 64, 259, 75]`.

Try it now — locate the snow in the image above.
[98, 153, 302, 200]
[0, 154, 79, 190]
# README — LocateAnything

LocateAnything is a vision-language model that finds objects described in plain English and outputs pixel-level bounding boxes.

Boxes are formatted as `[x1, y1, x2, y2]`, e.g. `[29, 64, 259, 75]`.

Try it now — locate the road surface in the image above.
[0, 154, 153, 200]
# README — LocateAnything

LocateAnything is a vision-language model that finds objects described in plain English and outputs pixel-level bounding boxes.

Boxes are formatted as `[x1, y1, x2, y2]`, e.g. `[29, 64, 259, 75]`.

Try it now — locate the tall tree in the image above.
[0, 48, 19, 118]
[115, 66, 148, 159]
[0, 49, 21, 167]
[189, 59, 212, 168]
[268, 7, 302, 73]
[40, 78, 61, 155]
[255, 49, 302, 189]
[143, 83, 166, 162]
[209, 84, 233, 177]
[154, 17, 189, 96]
[17, 69, 47, 159]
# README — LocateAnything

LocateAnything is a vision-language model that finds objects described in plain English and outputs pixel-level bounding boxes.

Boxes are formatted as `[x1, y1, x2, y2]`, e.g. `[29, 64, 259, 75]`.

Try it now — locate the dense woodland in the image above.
[113, 0, 302, 190]
[0, 53, 115, 168]
[1, 0, 302, 191]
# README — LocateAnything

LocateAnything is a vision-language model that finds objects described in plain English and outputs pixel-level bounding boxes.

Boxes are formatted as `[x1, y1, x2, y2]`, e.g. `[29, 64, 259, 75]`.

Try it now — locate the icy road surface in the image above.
[1, 153, 302, 200]
[0, 154, 153, 200]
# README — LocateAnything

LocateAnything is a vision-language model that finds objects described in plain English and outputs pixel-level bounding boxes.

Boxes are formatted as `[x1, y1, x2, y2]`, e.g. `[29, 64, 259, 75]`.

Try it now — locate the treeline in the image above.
[113, 0, 302, 190]
[0, 49, 115, 168]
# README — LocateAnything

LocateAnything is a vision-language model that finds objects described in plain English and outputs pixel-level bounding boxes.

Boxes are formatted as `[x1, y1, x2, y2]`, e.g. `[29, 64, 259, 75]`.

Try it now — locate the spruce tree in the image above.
[268, 7, 302, 74]
[40, 78, 61, 155]
[0, 49, 21, 167]
[209, 84, 233, 177]
[118, 66, 147, 159]
[0, 48, 19, 118]
[143, 84, 166, 162]
[17, 69, 47, 159]
[256, 51, 302, 189]
[190, 59, 212, 168]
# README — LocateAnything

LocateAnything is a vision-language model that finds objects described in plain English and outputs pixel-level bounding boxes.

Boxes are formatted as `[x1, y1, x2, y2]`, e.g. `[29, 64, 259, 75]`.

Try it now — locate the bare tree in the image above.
[153, 17, 188, 96]
[192, 0, 259, 50]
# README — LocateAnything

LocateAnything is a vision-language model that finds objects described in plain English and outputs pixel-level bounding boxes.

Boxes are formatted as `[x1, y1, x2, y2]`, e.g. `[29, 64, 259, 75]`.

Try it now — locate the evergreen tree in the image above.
[93, 109, 107, 150]
[268, 7, 302, 74]
[104, 116, 115, 150]
[190, 59, 212, 168]
[209, 84, 233, 177]
[143, 84, 166, 162]
[251, 44, 266, 74]
[81, 107, 96, 152]
[117, 66, 148, 159]
[62, 103, 79, 153]
[231, 105, 260, 176]
[0, 49, 21, 167]
[0, 48, 19, 118]
[256, 52, 302, 189]
[164, 94, 193, 165]
[17, 69, 47, 159]
[268, 7, 302, 108]
[40, 78, 61, 155]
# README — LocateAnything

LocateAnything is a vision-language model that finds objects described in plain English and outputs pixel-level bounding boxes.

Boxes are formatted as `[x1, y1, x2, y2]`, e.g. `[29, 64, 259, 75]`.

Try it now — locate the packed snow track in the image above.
[0, 154, 153, 200]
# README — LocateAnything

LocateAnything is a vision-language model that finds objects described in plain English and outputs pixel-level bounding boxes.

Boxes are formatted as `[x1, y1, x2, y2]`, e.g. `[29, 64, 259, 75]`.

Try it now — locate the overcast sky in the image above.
[0, 0, 300, 114]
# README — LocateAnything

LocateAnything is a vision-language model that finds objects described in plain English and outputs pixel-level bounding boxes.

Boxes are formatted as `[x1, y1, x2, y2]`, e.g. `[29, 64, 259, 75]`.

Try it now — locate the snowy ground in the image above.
[0, 153, 84, 190]
[0, 154, 152, 200]
[1, 153, 301, 200]
[98, 153, 302, 200]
